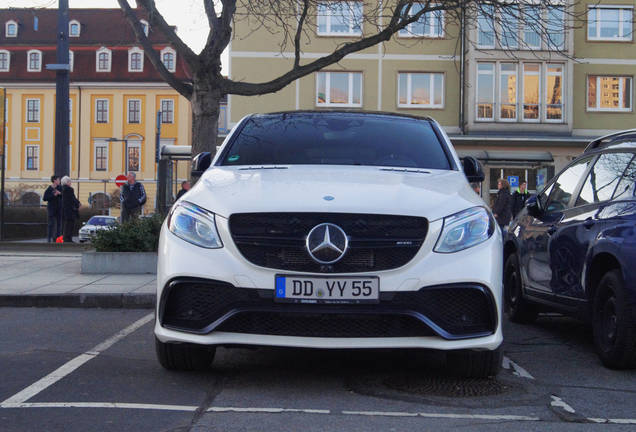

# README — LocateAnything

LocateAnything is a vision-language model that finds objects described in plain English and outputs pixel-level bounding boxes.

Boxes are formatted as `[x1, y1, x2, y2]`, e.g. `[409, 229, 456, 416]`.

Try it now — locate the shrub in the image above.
[2, 207, 102, 240]
[92, 214, 164, 252]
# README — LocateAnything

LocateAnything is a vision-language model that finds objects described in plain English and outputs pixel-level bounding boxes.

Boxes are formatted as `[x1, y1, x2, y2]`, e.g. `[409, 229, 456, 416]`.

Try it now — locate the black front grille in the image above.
[160, 279, 496, 339]
[229, 213, 428, 273]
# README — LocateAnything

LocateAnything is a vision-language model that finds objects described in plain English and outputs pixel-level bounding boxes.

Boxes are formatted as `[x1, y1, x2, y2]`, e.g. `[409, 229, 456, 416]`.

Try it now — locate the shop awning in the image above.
[457, 150, 554, 164]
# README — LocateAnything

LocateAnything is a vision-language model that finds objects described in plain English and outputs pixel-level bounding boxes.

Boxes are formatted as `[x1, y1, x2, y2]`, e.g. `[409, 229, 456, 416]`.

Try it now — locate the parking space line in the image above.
[208, 407, 331, 414]
[342, 410, 541, 421]
[0, 313, 153, 406]
[588, 418, 636, 425]
[502, 356, 535, 380]
[1, 402, 197, 412]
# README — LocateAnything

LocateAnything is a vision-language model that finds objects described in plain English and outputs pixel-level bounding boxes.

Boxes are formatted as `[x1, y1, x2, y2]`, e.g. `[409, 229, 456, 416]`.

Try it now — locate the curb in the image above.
[0, 293, 155, 309]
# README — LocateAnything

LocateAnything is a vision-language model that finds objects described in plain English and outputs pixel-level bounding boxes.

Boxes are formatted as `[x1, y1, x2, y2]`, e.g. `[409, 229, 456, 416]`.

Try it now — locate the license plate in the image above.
[275, 275, 379, 304]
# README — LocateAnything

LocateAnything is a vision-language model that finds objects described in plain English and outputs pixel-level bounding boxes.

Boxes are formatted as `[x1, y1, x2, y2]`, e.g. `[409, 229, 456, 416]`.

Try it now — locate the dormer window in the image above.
[5, 20, 17, 38]
[96, 47, 111, 72]
[140, 19, 149, 36]
[128, 47, 144, 72]
[0, 50, 10, 72]
[69, 20, 80, 37]
[161, 47, 176, 72]
[27, 50, 42, 72]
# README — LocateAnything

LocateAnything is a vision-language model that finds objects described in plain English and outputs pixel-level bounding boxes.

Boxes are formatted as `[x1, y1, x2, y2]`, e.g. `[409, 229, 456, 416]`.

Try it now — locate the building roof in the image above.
[0, 8, 191, 83]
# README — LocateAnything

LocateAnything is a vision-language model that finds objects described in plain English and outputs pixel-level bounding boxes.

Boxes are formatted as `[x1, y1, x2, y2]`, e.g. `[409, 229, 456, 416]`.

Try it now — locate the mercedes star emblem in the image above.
[306, 223, 349, 265]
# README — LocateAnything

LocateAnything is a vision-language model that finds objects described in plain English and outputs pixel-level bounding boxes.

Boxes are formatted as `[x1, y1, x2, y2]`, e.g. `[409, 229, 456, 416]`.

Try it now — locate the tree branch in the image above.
[117, 0, 193, 99]
[294, 0, 310, 69]
[203, 0, 219, 29]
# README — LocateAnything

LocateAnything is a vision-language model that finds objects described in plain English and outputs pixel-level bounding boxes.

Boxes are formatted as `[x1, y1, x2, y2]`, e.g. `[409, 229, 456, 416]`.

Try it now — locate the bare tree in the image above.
[117, 0, 582, 158]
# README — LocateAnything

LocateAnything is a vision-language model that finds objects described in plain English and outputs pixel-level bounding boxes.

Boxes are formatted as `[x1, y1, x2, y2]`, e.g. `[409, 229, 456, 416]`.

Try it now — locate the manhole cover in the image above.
[384, 374, 509, 397]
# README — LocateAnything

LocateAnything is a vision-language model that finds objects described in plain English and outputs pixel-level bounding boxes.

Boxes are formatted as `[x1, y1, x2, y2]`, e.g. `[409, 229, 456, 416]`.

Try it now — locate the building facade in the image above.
[229, 1, 635, 203]
[0, 8, 193, 215]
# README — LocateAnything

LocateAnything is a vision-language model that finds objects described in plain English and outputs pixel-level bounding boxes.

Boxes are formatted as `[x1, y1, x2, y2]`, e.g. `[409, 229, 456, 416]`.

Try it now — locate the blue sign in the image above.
[507, 176, 519, 188]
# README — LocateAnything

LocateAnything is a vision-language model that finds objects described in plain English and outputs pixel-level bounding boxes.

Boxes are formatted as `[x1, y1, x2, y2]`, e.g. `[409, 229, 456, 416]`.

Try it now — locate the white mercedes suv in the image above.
[155, 111, 503, 378]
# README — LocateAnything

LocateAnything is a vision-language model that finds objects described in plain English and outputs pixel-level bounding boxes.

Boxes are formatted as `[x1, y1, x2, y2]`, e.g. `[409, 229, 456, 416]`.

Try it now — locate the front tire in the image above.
[504, 254, 538, 323]
[155, 337, 216, 371]
[592, 270, 636, 369]
[447, 346, 502, 378]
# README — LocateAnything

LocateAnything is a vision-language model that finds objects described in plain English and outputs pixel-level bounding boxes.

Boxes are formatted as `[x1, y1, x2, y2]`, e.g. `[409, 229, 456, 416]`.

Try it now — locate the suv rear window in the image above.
[220, 113, 451, 170]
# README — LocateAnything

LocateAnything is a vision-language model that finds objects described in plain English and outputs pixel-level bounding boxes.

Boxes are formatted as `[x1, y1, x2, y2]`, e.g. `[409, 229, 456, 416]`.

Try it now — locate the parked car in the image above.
[504, 129, 636, 369]
[78, 216, 118, 242]
[155, 111, 503, 377]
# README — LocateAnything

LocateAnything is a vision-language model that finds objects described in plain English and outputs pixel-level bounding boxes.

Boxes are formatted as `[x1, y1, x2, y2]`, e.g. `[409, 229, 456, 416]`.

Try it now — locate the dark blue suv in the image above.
[504, 130, 636, 369]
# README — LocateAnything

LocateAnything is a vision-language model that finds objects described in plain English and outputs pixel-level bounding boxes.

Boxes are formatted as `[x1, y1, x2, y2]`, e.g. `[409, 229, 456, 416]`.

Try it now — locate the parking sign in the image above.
[508, 176, 519, 188]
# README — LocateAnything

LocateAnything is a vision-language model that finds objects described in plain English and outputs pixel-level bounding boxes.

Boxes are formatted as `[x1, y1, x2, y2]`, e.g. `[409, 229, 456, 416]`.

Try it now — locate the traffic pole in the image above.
[53, 0, 70, 178]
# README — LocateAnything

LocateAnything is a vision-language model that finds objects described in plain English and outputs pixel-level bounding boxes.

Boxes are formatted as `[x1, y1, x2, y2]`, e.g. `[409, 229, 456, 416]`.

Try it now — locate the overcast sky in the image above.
[1, 0, 228, 72]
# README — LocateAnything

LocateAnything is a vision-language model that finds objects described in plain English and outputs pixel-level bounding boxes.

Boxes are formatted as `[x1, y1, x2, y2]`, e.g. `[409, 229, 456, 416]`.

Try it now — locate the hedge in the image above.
[92, 214, 164, 252]
[1, 207, 102, 240]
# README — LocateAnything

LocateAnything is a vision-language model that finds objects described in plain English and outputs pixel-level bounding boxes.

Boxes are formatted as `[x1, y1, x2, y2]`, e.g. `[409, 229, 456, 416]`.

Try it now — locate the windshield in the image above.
[87, 217, 117, 226]
[220, 113, 451, 170]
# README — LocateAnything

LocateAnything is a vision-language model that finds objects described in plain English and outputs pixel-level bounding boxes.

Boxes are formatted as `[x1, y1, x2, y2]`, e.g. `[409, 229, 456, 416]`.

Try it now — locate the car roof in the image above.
[255, 110, 436, 123]
[584, 129, 636, 154]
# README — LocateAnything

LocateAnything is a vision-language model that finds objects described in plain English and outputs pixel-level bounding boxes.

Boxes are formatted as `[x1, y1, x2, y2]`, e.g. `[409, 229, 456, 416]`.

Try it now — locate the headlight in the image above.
[168, 201, 223, 249]
[434, 207, 495, 253]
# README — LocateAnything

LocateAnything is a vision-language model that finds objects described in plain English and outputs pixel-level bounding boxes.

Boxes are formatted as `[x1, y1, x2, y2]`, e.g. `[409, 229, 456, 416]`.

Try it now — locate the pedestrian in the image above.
[511, 181, 531, 217]
[43, 175, 63, 242]
[176, 180, 191, 200]
[60, 176, 81, 243]
[492, 178, 512, 231]
[120, 172, 146, 223]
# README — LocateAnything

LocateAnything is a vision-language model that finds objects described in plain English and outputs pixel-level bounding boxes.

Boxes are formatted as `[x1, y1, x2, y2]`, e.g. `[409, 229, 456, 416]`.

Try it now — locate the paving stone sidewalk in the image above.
[0, 252, 155, 308]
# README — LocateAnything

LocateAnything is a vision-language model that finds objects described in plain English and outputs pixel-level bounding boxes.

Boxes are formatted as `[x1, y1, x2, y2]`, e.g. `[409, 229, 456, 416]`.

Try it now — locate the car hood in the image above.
[186, 165, 485, 222]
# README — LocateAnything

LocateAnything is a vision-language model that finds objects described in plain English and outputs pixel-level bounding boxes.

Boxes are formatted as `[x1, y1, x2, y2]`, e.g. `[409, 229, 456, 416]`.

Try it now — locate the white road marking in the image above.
[342, 411, 541, 421]
[550, 395, 576, 414]
[588, 418, 636, 425]
[208, 407, 330, 414]
[1, 402, 197, 412]
[0, 313, 154, 406]
[502, 356, 535, 380]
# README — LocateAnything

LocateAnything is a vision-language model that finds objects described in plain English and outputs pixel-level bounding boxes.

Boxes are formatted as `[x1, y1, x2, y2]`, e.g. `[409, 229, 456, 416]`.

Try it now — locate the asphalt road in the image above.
[1, 308, 635, 431]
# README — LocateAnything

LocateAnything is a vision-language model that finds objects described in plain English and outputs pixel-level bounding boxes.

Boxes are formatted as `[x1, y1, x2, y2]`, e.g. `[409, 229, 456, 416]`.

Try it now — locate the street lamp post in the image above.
[106, 138, 128, 175]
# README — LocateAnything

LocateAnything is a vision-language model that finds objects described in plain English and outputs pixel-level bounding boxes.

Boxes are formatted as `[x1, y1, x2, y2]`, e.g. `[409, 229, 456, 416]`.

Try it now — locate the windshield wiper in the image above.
[379, 168, 431, 174]
[238, 166, 289, 170]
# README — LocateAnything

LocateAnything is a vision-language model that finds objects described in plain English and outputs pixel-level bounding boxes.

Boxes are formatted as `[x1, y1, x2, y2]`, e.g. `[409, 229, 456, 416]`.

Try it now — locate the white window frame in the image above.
[498, 63, 518, 122]
[128, 47, 144, 72]
[398, 3, 445, 38]
[315, 71, 363, 107]
[160, 99, 175, 124]
[5, 20, 17, 38]
[68, 50, 74, 72]
[26, 98, 40, 123]
[25, 145, 39, 171]
[69, 98, 73, 123]
[140, 19, 149, 37]
[27, 49, 42, 72]
[587, 75, 633, 112]
[477, 5, 496, 49]
[96, 47, 112, 73]
[160, 47, 176, 72]
[397, 72, 444, 108]
[317, 1, 363, 36]
[95, 99, 109, 124]
[126, 138, 142, 172]
[499, 8, 519, 50]
[587, 5, 634, 41]
[0, 50, 10, 72]
[545, 63, 564, 122]
[545, 6, 565, 50]
[127, 99, 142, 124]
[94, 140, 108, 172]
[522, 63, 541, 122]
[476, 63, 495, 121]
[69, 20, 80, 37]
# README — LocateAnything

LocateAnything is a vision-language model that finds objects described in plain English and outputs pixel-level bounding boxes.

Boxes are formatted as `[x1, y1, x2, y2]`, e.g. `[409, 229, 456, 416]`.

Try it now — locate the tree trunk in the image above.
[190, 82, 222, 158]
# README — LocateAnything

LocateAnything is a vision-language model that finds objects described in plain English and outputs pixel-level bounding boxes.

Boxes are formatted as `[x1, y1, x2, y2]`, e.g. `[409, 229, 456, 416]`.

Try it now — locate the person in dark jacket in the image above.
[43, 175, 63, 242]
[492, 178, 512, 231]
[120, 172, 146, 223]
[176, 181, 190, 200]
[511, 181, 531, 217]
[60, 176, 81, 243]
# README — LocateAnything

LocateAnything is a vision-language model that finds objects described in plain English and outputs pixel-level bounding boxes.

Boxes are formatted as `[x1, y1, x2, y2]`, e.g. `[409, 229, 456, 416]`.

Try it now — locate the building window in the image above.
[0, 50, 9, 72]
[546, 6, 565, 49]
[161, 99, 174, 124]
[27, 50, 42, 72]
[96, 47, 111, 72]
[500, 7, 519, 49]
[128, 99, 141, 124]
[397, 72, 444, 108]
[128, 48, 144, 72]
[140, 19, 149, 36]
[68, 50, 74, 72]
[475, 62, 564, 123]
[477, 5, 495, 48]
[317, 1, 363, 36]
[94, 141, 108, 171]
[588, 6, 633, 41]
[26, 145, 39, 170]
[95, 99, 109, 123]
[587, 76, 632, 112]
[127, 140, 141, 172]
[316, 71, 362, 107]
[398, 3, 444, 38]
[26, 99, 40, 123]
[69, 98, 72, 123]
[162, 50, 175, 72]
[5, 20, 17, 38]
[69, 20, 80, 37]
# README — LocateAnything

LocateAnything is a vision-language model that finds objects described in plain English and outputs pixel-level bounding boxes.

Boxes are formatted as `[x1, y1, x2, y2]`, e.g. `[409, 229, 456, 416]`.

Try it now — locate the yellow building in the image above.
[0, 8, 193, 215]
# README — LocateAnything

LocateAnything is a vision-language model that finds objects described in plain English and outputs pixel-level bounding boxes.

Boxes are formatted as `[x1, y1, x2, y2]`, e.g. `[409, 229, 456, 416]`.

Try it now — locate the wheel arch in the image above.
[586, 252, 622, 302]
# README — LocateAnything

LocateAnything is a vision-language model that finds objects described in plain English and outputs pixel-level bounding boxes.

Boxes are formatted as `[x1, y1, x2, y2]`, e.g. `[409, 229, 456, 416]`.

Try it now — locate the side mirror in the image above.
[191, 152, 212, 178]
[462, 156, 485, 183]
[526, 195, 542, 218]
